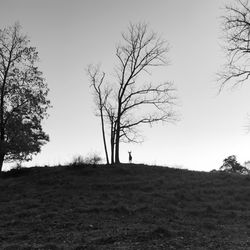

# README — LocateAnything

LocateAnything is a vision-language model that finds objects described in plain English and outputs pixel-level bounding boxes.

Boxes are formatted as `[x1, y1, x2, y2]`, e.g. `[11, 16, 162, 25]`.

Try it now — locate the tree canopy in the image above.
[0, 23, 50, 170]
[220, 155, 248, 174]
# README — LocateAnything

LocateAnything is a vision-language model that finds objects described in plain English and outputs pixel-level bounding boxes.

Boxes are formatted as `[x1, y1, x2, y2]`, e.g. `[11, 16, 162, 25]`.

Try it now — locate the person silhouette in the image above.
[128, 151, 132, 163]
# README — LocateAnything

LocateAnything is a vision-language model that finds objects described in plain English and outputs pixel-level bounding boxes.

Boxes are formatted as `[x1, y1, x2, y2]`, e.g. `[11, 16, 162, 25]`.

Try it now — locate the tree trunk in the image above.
[115, 118, 120, 164]
[110, 130, 114, 164]
[110, 116, 115, 164]
[0, 66, 7, 172]
[115, 100, 122, 164]
[111, 139, 114, 164]
[100, 108, 109, 165]
[0, 153, 4, 172]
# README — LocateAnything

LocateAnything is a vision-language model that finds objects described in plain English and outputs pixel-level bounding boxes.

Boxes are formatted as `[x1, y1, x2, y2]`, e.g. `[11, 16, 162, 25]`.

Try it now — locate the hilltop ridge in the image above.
[1, 164, 250, 249]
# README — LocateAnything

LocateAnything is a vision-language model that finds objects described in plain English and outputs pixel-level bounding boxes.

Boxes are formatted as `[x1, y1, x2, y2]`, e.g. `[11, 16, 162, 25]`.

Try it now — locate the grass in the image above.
[1, 164, 250, 249]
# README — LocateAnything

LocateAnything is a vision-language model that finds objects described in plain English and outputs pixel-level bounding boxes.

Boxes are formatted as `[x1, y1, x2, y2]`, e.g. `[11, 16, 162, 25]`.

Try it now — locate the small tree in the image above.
[0, 23, 50, 171]
[220, 155, 248, 173]
[88, 23, 177, 164]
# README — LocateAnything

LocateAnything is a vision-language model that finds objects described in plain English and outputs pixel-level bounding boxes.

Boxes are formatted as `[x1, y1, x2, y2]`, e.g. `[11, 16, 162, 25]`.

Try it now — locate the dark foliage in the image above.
[0, 23, 50, 170]
[220, 155, 248, 174]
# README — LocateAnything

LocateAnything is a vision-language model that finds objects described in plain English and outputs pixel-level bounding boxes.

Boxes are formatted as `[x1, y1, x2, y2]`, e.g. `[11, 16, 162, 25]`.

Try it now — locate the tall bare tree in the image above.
[87, 65, 117, 164]
[88, 23, 177, 164]
[87, 65, 110, 164]
[0, 23, 50, 171]
[219, 0, 250, 90]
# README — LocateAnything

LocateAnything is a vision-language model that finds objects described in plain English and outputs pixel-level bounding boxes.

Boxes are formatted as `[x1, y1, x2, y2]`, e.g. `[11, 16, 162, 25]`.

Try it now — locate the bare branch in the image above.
[219, 0, 250, 90]
[87, 23, 177, 164]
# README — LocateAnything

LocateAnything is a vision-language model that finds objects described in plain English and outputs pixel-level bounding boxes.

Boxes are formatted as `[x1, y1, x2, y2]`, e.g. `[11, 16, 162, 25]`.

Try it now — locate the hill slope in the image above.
[1, 164, 250, 249]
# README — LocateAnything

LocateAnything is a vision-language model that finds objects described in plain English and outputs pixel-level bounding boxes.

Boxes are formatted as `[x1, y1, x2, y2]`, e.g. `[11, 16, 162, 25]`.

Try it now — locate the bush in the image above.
[70, 155, 85, 166]
[220, 155, 248, 174]
[84, 153, 102, 165]
[70, 153, 102, 167]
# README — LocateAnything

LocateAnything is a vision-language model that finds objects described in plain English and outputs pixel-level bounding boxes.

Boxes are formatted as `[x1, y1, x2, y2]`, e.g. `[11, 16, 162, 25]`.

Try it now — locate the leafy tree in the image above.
[0, 23, 50, 171]
[220, 155, 248, 174]
[88, 23, 177, 164]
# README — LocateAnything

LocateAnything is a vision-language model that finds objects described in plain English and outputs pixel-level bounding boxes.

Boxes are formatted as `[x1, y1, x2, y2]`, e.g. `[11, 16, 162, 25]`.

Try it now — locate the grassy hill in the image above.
[1, 164, 250, 249]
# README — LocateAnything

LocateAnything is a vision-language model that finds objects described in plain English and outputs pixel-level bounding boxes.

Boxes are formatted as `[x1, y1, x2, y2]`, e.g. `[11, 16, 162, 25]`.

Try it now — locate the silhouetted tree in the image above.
[220, 155, 248, 173]
[0, 23, 50, 171]
[88, 23, 177, 164]
[219, 0, 250, 90]
[87, 65, 110, 164]
[88, 65, 117, 164]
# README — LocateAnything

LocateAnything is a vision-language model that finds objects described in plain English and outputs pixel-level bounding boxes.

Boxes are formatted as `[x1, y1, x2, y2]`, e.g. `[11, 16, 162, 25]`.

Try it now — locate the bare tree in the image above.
[104, 101, 116, 164]
[219, 0, 250, 90]
[88, 65, 117, 164]
[87, 65, 110, 164]
[88, 23, 177, 164]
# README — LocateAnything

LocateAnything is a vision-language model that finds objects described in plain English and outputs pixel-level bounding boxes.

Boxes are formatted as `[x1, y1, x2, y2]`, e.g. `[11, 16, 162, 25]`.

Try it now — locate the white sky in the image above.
[1, 0, 250, 171]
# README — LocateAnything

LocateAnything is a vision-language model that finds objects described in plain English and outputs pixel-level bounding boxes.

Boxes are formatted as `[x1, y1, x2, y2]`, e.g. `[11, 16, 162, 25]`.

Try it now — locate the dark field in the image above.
[1, 164, 250, 249]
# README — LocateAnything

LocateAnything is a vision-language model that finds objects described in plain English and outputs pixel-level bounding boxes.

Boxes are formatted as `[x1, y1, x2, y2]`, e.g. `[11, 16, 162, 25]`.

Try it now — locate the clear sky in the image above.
[1, 0, 250, 171]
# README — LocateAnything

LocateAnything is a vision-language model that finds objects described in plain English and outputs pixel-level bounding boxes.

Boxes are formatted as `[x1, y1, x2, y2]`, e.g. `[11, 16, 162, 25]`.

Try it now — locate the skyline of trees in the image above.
[2, 0, 250, 169]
